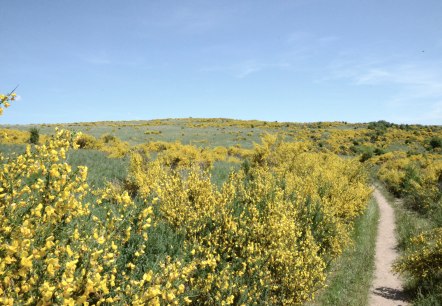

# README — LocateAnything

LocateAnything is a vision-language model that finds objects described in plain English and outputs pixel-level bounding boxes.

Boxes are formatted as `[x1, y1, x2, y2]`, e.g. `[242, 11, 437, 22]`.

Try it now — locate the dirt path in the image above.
[369, 188, 408, 306]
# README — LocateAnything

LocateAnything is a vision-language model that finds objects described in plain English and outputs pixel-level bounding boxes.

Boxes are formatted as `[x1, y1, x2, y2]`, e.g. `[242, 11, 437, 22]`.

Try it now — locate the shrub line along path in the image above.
[369, 188, 408, 306]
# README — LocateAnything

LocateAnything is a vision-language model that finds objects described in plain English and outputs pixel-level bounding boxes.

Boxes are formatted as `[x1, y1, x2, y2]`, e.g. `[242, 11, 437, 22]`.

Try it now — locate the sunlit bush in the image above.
[378, 152, 442, 213]
[127, 134, 371, 304]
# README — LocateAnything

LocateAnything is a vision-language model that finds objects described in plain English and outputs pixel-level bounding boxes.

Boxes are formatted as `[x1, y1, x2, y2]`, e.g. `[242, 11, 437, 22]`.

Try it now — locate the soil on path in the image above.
[369, 188, 408, 306]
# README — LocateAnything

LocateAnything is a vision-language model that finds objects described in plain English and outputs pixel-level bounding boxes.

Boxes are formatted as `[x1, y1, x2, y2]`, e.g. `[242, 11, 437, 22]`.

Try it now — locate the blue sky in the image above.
[1, 0, 442, 124]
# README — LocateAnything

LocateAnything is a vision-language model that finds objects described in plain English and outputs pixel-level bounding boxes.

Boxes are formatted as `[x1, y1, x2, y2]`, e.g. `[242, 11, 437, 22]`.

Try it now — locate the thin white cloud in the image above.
[139, 4, 233, 36]
[286, 31, 311, 44]
[285, 31, 339, 50]
[199, 61, 263, 78]
[318, 36, 339, 46]
[354, 64, 442, 90]
[78, 51, 112, 65]
[424, 101, 442, 121]
[201, 59, 290, 79]
[76, 51, 148, 68]
[200, 31, 338, 78]
[353, 68, 391, 85]
[390, 101, 442, 125]
[235, 61, 264, 78]
[326, 55, 442, 124]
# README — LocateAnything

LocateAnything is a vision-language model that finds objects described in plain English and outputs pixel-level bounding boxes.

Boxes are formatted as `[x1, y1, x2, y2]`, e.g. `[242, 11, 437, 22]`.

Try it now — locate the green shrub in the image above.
[358, 147, 375, 162]
[429, 137, 442, 150]
[374, 147, 386, 155]
[29, 127, 39, 144]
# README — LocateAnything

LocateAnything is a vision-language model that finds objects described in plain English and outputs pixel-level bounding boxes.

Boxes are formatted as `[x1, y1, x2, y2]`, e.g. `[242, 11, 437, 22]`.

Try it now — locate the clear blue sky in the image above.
[1, 0, 442, 124]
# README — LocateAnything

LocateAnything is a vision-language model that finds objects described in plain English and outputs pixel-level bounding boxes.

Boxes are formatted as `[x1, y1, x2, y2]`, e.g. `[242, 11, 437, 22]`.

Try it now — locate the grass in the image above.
[309, 197, 379, 306]
[0, 119, 270, 148]
[0, 144, 128, 189]
[210, 160, 241, 188]
[0, 143, 26, 155]
[0, 143, 236, 190]
[66, 149, 129, 188]
[0, 118, 374, 149]
[376, 183, 442, 306]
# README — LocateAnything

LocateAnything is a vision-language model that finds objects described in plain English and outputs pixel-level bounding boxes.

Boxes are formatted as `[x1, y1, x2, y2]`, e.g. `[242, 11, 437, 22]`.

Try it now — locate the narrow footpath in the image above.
[369, 188, 408, 306]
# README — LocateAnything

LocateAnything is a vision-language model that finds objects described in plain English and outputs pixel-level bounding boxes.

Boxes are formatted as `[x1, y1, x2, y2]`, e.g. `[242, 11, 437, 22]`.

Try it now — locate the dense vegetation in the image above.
[1, 91, 441, 305]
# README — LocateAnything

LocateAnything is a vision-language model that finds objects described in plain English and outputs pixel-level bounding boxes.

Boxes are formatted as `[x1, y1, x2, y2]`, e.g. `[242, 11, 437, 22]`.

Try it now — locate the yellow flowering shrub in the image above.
[128, 134, 371, 304]
[0, 128, 30, 144]
[132, 141, 230, 170]
[226, 145, 254, 160]
[74, 133, 101, 149]
[251, 134, 372, 257]
[75, 133, 130, 157]
[394, 227, 442, 280]
[377, 152, 442, 213]
[97, 134, 130, 158]
[145, 165, 325, 304]
[394, 226, 442, 301]
[0, 96, 196, 305]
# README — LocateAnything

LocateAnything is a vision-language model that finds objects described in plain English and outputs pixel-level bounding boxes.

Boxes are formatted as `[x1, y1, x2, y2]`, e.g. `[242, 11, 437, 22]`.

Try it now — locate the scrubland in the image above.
[1, 93, 441, 305]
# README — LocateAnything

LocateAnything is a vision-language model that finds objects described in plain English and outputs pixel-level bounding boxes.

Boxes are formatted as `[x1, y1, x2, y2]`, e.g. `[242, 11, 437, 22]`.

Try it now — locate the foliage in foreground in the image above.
[0, 102, 371, 306]
[0, 129, 193, 305]
[128, 134, 371, 304]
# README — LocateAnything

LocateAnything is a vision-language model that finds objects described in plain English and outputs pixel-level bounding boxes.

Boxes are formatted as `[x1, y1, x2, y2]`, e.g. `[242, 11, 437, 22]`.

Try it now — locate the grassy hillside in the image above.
[1, 115, 441, 305]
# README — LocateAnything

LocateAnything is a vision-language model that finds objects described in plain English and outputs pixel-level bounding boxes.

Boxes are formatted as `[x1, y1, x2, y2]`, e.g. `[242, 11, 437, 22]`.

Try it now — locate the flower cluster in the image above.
[394, 227, 442, 281]
[0, 92, 16, 116]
